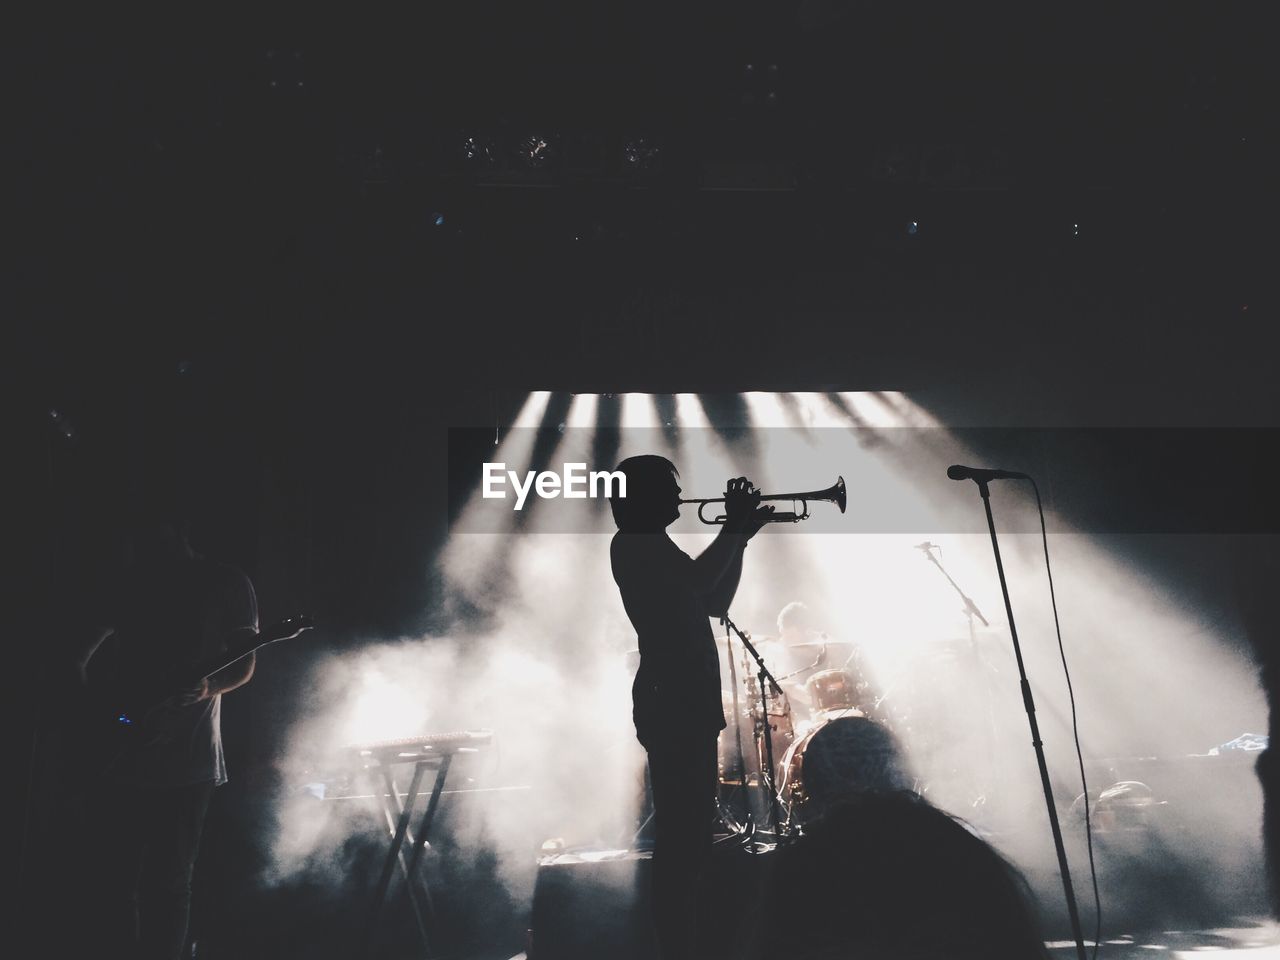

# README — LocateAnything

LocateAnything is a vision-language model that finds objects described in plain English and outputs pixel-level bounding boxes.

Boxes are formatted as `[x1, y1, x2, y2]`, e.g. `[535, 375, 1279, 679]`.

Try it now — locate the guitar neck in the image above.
[180, 639, 259, 689]
[102, 616, 311, 722]
[175, 618, 307, 690]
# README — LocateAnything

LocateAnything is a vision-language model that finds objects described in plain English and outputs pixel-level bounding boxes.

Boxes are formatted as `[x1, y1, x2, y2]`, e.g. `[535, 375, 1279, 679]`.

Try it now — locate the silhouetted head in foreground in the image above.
[765, 791, 1048, 960]
[609, 455, 681, 532]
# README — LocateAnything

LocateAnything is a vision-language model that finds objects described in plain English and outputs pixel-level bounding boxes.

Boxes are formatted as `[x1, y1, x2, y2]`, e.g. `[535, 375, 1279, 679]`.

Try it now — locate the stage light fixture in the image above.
[461, 135, 497, 167]
[622, 138, 661, 172]
[520, 135, 557, 169]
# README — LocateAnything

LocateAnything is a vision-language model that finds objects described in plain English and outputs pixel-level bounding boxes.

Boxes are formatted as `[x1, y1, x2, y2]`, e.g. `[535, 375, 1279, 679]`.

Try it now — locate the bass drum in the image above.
[778, 716, 913, 824]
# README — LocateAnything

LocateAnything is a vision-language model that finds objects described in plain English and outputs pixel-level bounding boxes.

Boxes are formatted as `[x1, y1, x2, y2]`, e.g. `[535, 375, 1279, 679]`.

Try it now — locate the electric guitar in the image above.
[91, 615, 314, 754]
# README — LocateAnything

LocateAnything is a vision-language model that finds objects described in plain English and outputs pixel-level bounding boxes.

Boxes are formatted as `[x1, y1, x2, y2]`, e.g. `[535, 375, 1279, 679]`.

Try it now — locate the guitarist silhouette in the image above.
[78, 510, 308, 960]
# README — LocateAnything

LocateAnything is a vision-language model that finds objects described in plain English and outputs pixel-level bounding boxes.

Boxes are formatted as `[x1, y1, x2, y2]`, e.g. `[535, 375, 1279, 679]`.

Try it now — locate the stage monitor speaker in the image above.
[528, 846, 771, 960]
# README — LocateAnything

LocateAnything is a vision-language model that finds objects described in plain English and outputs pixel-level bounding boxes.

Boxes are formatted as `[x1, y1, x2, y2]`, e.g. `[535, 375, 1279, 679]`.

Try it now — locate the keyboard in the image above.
[347, 730, 493, 763]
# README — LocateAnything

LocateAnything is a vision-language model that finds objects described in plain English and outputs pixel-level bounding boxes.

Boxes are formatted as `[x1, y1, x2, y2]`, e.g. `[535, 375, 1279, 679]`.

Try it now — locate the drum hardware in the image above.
[772, 641, 830, 684]
[717, 623, 775, 841]
[915, 541, 991, 634]
[716, 615, 796, 846]
[912, 541, 1004, 823]
[718, 624, 912, 839]
[718, 621, 753, 836]
[743, 672, 797, 784]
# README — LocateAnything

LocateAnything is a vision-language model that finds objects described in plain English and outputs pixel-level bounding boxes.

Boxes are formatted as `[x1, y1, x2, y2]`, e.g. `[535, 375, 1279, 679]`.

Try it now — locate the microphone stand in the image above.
[721, 615, 790, 844]
[964, 480, 1087, 960]
[917, 543, 1001, 822]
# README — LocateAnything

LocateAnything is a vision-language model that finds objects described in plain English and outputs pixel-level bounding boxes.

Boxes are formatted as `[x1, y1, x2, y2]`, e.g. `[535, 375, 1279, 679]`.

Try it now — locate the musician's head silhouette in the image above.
[610, 454, 680, 532]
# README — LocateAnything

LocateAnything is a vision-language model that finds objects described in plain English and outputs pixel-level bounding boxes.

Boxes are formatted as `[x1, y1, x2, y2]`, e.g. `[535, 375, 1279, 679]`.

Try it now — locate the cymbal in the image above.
[717, 634, 777, 646]
[626, 635, 782, 656]
[779, 639, 857, 652]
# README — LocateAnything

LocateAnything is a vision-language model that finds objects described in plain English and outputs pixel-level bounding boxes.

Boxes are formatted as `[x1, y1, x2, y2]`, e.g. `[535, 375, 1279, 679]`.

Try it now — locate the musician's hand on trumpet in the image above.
[722, 477, 775, 540]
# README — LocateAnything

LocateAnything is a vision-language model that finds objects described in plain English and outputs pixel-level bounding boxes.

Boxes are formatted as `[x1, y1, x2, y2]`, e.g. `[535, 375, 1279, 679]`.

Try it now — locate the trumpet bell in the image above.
[787, 476, 846, 515]
[829, 476, 847, 514]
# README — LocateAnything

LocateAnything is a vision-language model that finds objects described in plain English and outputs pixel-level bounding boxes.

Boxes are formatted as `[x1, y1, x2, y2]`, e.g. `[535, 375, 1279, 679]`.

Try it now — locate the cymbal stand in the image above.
[916, 543, 1001, 806]
[721, 615, 791, 843]
[916, 542, 990, 640]
[718, 620, 756, 843]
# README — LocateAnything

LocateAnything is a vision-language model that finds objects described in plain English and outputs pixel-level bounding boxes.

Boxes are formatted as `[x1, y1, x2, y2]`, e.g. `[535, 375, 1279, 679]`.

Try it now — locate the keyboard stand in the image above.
[360, 751, 454, 959]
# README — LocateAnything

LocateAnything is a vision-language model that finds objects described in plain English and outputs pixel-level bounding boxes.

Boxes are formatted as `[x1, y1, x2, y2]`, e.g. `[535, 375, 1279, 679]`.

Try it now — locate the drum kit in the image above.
[625, 621, 1004, 847]
[616, 505, 1010, 845]
[624, 619, 1007, 846]
[704, 542, 1015, 843]
[714, 633, 915, 839]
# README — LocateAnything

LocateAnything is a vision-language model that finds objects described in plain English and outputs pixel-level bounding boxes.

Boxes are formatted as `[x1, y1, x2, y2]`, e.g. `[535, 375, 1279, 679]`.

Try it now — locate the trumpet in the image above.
[680, 476, 847, 525]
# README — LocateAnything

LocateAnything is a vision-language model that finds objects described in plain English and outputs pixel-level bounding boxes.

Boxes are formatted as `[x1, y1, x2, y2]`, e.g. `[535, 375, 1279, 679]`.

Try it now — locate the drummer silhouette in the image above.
[765, 600, 886, 724]
[608, 455, 772, 960]
[751, 601, 826, 717]
[777, 600, 818, 646]
[774, 601, 829, 673]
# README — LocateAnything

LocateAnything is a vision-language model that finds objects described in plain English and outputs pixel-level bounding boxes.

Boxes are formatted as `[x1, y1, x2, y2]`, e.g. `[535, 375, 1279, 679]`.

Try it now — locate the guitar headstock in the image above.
[261, 615, 316, 644]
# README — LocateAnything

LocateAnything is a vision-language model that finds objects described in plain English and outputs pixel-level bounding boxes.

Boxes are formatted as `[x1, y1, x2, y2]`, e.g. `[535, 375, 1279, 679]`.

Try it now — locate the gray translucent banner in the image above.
[447, 427, 1280, 534]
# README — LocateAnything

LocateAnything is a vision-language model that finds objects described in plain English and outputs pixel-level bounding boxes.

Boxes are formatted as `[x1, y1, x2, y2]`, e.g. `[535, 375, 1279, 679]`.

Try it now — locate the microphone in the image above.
[947, 464, 1030, 483]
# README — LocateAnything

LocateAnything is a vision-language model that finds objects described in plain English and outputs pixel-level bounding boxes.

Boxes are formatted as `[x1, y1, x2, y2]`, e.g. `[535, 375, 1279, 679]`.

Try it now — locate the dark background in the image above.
[12, 4, 1277, 956]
